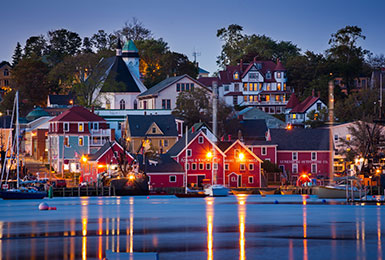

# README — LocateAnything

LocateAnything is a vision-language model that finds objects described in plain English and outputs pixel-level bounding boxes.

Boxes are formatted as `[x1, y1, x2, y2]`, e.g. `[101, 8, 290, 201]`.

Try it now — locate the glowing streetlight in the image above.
[81, 155, 87, 163]
[128, 175, 135, 181]
[238, 153, 245, 161]
[206, 151, 213, 159]
[286, 124, 292, 130]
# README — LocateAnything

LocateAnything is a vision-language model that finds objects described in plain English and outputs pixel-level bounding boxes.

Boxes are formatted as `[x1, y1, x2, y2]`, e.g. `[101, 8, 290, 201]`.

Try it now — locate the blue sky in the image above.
[2, 0, 385, 74]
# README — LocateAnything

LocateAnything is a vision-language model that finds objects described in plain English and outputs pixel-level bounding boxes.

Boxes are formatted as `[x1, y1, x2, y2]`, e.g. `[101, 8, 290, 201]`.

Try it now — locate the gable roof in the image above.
[199, 67, 210, 74]
[167, 129, 201, 157]
[50, 106, 106, 122]
[138, 74, 210, 98]
[88, 141, 133, 161]
[223, 139, 263, 162]
[0, 61, 11, 68]
[225, 119, 267, 141]
[238, 107, 286, 129]
[290, 96, 321, 113]
[126, 114, 178, 137]
[48, 94, 73, 107]
[270, 128, 330, 150]
[286, 93, 300, 109]
[136, 154, 184, 173]
[197, 77, 221, 88]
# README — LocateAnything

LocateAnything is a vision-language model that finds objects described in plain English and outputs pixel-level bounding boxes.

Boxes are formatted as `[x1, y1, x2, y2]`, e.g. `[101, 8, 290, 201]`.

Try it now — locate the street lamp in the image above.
[206, 151, 213, 159]
[238, 153, 245, 161]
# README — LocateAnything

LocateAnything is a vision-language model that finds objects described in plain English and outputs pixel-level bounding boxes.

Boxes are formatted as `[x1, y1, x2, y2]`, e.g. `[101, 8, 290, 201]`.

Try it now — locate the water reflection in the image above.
[236, 195, 247, 260]
[377, 207, 382, 260]
[81, 197, 89, 260]
[205, 197, 214, 260]
[302, 196, 308, 260]
[129, 197, 134, 253]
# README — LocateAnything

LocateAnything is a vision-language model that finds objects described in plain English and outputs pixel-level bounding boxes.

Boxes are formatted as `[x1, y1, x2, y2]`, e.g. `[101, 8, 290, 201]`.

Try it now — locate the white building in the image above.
[137, 74, 210, 110]
[91, 39, 147, 110]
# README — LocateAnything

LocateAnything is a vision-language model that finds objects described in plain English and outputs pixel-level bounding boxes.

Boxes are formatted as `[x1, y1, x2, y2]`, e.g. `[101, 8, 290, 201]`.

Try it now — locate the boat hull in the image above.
[0, 190, 47, 200]
[110, 177, 149, 196]
[204, 185, 229, 197]
[313, 186, 364, 199]
[259, 189, 276, 195]
[175, 193, 207, 198]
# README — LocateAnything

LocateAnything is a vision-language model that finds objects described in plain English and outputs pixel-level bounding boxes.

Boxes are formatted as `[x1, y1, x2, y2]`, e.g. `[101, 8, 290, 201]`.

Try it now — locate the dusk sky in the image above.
[2, 0, 385, 73]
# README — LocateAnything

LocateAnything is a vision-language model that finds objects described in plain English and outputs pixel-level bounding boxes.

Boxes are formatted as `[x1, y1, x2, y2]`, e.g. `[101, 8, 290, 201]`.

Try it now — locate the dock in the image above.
[52, 186, 116, 197]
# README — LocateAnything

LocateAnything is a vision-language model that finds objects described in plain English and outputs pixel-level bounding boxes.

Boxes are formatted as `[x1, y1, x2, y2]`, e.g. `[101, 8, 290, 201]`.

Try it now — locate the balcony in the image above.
[90, 129, 111, 146]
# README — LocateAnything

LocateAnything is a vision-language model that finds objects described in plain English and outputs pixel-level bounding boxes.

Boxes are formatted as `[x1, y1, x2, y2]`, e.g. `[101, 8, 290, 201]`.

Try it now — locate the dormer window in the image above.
[277, 72, 281, 79]
[152, 127, 156, 134]
[233, 72, 239, 80]
[266, 71, 271, 79]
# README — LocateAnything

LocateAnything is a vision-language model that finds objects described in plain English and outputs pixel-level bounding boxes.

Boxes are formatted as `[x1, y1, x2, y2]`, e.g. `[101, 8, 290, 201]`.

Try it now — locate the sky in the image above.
[2, 0, 385, 74]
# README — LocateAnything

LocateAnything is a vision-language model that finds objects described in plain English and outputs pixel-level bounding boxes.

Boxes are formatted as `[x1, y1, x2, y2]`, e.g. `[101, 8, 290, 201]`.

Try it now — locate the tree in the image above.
[338, 120, 385, 174]
[47, 29, 82, 65]
[305, 107, 329, 128]
[216, 24, 245, 67]
[12, 42, 23, 67]
[367, 53, 385, 69]
[82, 37, 93, 53]
[23, 35, 47, 58]
[2, 58, 50, 114]
[161, 52, 198, 78]
[172, 88, 232, 135]
[91, 30, 117, 51]
[326, 26, 369, 94]
[118, 18, 152, 41]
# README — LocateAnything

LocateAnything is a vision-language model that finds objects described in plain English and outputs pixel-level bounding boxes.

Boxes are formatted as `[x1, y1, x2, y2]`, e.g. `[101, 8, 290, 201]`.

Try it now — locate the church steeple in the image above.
[116, 38, 122, 56]
[122, 39, 140, 79]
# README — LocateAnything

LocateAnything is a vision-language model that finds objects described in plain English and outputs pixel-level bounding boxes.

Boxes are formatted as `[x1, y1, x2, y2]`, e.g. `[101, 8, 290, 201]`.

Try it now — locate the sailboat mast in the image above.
[16, 91, 20, 189]
[184, 125, 188, 193]
[212, 81, 218, 185]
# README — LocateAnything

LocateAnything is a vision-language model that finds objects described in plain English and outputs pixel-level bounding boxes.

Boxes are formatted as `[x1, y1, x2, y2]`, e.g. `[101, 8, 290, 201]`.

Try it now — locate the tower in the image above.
[122, 40, 140, 79]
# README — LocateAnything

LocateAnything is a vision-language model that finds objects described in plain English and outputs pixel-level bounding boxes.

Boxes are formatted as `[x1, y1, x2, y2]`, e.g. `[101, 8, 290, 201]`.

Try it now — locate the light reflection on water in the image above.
[0, 196, 385, 259]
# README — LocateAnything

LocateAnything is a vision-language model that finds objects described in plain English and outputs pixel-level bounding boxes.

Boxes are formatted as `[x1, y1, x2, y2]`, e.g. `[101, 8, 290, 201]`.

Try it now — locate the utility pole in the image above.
[328, 80, 334, 183]
[212, 81, 218, 185]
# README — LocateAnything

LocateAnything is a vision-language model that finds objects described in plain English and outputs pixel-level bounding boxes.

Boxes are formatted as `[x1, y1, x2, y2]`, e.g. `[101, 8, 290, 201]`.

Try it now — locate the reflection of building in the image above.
[123, 114, 182, 154]
[48, 106, 114, 173]
[198, 58, 289, 114]
[137, 74, 210, 110]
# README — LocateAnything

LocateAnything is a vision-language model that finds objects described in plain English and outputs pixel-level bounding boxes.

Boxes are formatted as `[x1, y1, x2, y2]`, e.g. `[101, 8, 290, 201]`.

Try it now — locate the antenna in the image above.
[192, 48, 201, 63]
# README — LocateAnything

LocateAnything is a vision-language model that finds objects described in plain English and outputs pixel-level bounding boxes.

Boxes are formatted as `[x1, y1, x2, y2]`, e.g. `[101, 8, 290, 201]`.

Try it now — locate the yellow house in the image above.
[123, 114, 182, 154]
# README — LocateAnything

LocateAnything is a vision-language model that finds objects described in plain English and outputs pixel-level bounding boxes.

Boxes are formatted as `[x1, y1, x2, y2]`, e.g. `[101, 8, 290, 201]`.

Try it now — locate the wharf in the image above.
[52, 186, 116, 197]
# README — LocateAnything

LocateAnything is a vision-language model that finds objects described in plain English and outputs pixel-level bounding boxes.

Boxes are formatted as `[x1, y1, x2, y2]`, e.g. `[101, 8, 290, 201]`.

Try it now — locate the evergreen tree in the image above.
[82, 37, 93, 53]
[12, 42, 23, 67]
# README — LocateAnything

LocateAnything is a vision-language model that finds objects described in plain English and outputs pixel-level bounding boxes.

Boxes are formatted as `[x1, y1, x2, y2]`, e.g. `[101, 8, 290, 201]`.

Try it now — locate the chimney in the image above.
[228, 134, 231, 141]
[238, 129, 243, 141]
[191, 126, 195, 133]
[91, 106, 95, 113]
[312, 89, 315, 97]
[317, 91, 321, 98]
[240, 59, 243, 72]
[253, 56, 257, 63]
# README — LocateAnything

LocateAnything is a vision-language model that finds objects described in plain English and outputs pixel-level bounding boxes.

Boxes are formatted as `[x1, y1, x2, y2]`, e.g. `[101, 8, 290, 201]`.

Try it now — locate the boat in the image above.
[0, 92, 47, 200]
[231, 189, 254, 195]
[259, 189, 276, 195]
[280, 189, 294, 195]
[204, 185, 229, 197]
[313, 185, 366, 199]
[0, 188, 47, 200]
[108, 173, 149, 196]
[175, 187, 207, 198]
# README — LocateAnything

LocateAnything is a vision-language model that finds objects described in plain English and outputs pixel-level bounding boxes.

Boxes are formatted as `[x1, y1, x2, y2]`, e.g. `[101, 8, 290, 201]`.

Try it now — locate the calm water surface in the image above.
[0, 195, 384, 259]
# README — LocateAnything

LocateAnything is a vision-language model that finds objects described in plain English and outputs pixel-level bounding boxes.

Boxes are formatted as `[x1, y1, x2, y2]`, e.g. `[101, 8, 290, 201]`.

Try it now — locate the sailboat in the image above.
[0, 92, 47, 199]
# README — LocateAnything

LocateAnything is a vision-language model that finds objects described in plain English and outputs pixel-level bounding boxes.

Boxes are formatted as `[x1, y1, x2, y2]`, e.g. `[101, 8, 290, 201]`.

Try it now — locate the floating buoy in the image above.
[39, 202, 57, 210]
[305, 195, 310, 199]
[38, 202, 49, 210]
[322, 199, 327, 204]
[274, 200, 279, 204]
[147, 196, 149, 199]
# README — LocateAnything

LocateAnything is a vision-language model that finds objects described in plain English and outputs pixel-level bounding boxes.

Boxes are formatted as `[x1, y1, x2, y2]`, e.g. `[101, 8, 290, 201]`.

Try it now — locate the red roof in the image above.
[197, 77, 221, 87]
[274, 59, 285, 71]
[50, 106, 106, 122]
[290, 96, 320, 113]
[286, 93, 300, 109]
[240, 60, 283, 82]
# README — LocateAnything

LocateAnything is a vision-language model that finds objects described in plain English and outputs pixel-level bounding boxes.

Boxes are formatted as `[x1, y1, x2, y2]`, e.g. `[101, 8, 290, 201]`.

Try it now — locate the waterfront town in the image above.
[1, 1, 385, 259]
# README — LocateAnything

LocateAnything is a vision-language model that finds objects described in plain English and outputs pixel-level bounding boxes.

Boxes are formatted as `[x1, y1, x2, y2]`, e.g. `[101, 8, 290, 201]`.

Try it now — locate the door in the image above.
[197, 175, 205, 187]
[229, 173, 238, 187]
[238, 175, 242, 188]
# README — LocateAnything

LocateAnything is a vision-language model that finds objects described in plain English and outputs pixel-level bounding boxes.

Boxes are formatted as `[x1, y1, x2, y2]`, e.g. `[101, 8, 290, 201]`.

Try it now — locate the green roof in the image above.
[123, 40, 138, 52]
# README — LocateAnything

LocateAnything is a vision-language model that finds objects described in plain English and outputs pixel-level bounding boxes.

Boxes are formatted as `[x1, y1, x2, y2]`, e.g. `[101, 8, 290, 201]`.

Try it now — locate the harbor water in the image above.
[0, 195, 384, 259]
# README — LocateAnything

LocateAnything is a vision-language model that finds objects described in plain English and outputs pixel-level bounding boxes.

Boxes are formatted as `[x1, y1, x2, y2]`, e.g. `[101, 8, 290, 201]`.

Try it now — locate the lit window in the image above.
[187, 149, 192, 157]
[292, 114, 296, 119]
[283, 83, 287, 91]
[346, 134, 351, 141]
[240, 163, 245, 171]
[206, 163, 211, 170]
[248, 164, 254, 170]
[64, 136, 70, 147]
[224, 163, 229, 170]
[244, 96, 247, 102]
[248, 176, 254, 183]
[78, 123, 84, 132]
[106, 100, 111, 109]
[192, 163, 197, 170]
[267, 84, 270, 91]
[169, 176, 176, 182]
[234, 72, 239, 80]
[198, 136, 204, 144]
[79, 137, 84, 146]
[311, 152, 316, 161]
[243, 83, 247, 91]
[277, 83, 281, 91]
[277, 72, 281, 78]
[266, 95, 270, 102]
[292, 152, 298, 161]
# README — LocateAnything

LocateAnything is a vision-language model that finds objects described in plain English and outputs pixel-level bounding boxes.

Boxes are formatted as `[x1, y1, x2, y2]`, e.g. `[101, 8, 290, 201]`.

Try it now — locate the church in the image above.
[91, 38, 147, 109]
